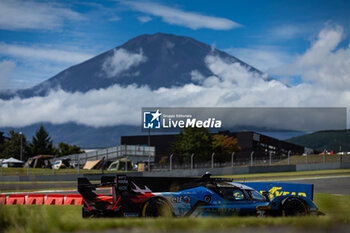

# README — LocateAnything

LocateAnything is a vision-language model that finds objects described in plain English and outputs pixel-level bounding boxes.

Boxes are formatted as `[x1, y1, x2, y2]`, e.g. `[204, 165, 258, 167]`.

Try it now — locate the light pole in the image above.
[288, 150, 291, 165]
[250, 151, 254, 166]
[19, 132, 23, 161]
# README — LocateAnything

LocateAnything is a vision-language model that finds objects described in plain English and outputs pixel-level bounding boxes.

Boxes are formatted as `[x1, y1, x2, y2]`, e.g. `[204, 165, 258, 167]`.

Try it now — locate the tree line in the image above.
[169, 127, 241, 164]
[0, 125, 84, 161]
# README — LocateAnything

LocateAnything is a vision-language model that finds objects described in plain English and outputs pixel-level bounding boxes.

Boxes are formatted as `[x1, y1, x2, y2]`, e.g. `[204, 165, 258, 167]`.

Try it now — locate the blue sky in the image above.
[0, 0, 349, 89]
[1, 0, 350, 129]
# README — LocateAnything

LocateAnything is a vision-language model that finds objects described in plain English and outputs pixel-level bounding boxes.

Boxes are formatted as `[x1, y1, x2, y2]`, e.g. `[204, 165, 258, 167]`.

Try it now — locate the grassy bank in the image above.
[0, 193, 349, 233]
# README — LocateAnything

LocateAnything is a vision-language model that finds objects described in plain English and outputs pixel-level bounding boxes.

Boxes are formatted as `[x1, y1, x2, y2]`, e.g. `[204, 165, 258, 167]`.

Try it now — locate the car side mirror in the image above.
[262, 191, 270, 202]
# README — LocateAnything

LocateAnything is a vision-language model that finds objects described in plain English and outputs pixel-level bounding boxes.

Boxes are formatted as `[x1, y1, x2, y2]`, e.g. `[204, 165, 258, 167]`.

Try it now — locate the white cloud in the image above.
[190, 70, 205, 83]
[269, 24, 310, 40]
[0, 0, 85, 30]
[1, 52, 349, 128]
[0, 43, 94, 64]
[0, 60, 16, 88]
[137, 16, 152, 23]
[124, 1, 241, 30]
[102, 48, 147, 78]
[270, 25, 350, 90]
[1, 25, 350, 128]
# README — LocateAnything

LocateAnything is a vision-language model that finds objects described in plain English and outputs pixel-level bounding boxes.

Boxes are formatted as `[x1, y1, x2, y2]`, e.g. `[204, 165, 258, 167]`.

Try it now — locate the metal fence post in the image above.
[250, 151, 254, 166]
[269, 151, 272, 166]
[77, 156, 80, 175]
[211, 153, 215, 168]
[52, 156, 56, 175]
[231, 152, 235, 167]
[288, 150, 291, 165]
[27, 165, 29, 176]
[323, 150, 326, 164]
[1, 161, 2, 176]
[306, 153, 308, 164]
[340, 154, 343, 165]
[148, 155, 151, 172]
[125, 156, 128, 172]
[191, 153, 195, 170]
[170, 154, 173, 171]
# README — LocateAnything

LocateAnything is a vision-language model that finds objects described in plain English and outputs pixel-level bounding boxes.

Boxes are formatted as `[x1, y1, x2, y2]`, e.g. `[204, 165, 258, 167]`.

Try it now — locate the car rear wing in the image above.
[78, 173, 233, 197]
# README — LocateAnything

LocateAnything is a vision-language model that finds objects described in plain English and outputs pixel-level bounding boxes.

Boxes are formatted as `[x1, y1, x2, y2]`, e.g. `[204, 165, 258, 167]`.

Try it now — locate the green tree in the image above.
[57, 142, 84, 156]
[170, 127, 213, 163]
[29, 125, 56, 156]
[212, 134, 241, 162]
[1, 130, 29, 160]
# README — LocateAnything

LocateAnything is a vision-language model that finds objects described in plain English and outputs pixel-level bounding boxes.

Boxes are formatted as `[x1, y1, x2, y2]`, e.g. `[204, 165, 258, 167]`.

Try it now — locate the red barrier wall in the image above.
[44, 194, 65, 205]
[26, 194, 45, 205]
[6, 194, 26, 205]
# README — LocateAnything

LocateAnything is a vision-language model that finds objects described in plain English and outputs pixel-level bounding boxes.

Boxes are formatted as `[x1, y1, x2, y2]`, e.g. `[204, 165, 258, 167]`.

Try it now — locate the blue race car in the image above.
[78, 173, 323, 217]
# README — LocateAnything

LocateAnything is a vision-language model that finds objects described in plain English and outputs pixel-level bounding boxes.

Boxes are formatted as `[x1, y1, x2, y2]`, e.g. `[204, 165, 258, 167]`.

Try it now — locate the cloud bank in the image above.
[0, 25, 349, 128]
[270, 25, 350, 90]
[124, 1, 241, 30]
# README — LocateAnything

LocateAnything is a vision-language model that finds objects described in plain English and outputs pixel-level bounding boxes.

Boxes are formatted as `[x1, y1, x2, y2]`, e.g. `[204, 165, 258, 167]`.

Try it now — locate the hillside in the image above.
[286, 130, 350, 152]
[0, 33, 266, 99]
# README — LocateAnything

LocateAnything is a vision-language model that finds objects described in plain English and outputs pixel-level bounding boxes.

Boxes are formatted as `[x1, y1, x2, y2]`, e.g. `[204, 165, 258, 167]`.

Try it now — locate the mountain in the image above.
[1, 33, 271, 147]
[286, 130, 350, 152]
[0, 33, 265, 99]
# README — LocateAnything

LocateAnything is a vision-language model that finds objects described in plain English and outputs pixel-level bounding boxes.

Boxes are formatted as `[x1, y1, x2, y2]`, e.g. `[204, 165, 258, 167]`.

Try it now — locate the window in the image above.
[247, 190, 266, 201]
[219, 188, 246, 201]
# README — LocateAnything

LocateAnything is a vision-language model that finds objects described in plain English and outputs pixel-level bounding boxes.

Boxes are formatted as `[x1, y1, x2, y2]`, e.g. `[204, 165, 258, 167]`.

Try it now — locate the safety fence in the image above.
[0, 194, 83, 205]
[152, 153, 350, 171]
[1, 153, 349, 177]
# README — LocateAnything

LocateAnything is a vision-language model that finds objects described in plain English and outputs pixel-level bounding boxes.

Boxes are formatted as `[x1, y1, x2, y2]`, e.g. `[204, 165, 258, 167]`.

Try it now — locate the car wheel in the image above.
[82, 207, 92, 218]
[142, 197, 173, 217]
[282, 197, 309, 216]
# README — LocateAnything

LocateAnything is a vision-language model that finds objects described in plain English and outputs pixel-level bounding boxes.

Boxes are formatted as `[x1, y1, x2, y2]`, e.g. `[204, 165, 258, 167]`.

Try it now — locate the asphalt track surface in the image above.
[1, 175, 350, 196]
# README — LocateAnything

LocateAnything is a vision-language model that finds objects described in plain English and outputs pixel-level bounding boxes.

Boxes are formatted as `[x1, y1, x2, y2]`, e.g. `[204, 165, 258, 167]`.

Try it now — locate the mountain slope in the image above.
[0, 33, 273, 147]
[286, 130, 350, 152]
[1, 33, 265, 99]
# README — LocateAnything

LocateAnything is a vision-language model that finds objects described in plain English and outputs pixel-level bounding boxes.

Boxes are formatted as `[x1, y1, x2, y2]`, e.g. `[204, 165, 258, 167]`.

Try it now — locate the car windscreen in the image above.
[247, 190, 266, 201]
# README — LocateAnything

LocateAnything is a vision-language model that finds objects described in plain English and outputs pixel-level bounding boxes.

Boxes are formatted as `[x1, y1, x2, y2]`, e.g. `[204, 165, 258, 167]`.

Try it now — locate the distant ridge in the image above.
[286, 130, 350, 152]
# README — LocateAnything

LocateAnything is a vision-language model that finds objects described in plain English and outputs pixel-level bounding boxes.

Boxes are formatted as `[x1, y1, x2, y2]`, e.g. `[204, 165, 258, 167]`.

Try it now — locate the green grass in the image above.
[275, 154, 350, 165]
[0, 193, 349, 233]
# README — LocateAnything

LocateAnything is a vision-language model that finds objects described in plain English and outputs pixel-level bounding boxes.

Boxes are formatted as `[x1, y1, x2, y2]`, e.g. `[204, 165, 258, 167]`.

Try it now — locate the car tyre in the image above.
[141, 197, 173, 217]
[282, 197, 309, 216]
